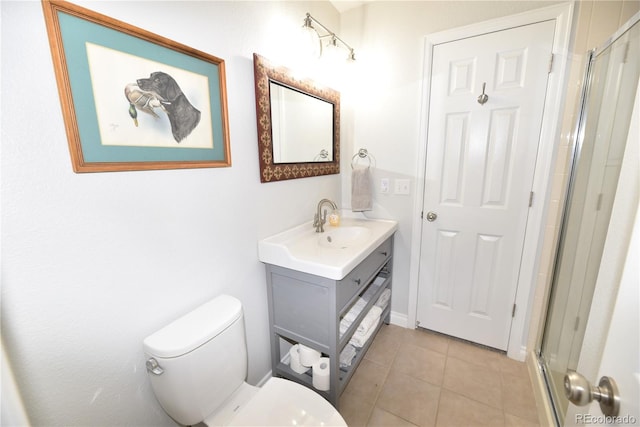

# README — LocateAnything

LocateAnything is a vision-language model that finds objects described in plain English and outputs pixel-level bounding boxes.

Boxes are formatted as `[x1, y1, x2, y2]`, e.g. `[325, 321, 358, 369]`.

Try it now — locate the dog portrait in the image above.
[132, 71, 202, 143]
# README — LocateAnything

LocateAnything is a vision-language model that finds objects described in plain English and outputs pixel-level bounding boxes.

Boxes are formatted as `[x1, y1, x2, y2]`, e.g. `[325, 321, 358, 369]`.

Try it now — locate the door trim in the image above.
[408, 2, 575, 360]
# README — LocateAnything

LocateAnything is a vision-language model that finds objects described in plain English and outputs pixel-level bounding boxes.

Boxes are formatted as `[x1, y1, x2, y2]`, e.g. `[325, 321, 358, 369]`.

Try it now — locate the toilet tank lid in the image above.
[143, 295, 242, 358]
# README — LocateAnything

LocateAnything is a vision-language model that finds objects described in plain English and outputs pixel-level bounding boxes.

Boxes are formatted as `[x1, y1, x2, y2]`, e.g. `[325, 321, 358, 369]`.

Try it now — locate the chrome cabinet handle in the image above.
[564, 371, 619, 416]
[426, 211, 438, 222]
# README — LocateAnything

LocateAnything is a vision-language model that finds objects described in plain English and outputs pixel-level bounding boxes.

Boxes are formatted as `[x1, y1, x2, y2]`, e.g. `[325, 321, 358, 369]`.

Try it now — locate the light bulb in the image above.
[300, 16, 321, 59]
[322, 35, 343, 64]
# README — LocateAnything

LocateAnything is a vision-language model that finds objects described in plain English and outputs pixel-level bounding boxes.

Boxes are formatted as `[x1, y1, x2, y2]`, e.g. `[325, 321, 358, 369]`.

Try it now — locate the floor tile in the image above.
[338, 390, 374, 427]
[447, 339, 503, 371]
[376, 372, 441, 427]
[501, 372, 539, 423]
[435, 389, 505, 427]
[390, 342, 446, 386]
[368, 407, 419, 427]
[504, 412, 540, 427]
[343, 358, 388, 405]
[443, 356, 504, 409]
[364, 324, 404, 367]
[405, 328, 450, 355]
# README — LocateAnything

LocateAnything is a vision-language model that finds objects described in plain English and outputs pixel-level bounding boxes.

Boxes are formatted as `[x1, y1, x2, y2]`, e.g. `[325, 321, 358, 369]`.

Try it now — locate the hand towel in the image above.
[375, 288, 391, 310]
[350, 317, 380, 348]
[357, 306, 383, 334]
[351, 166, 373, 211]
[340, 344, 357, 369]
[343, 298, 366, 323]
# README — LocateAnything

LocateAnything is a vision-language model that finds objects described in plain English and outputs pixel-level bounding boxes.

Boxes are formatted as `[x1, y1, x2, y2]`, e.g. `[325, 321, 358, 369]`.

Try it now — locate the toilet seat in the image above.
[223, 378, 346, 427]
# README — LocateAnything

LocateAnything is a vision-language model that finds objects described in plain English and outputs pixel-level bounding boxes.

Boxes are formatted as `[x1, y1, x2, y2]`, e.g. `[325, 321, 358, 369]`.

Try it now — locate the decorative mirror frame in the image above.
[253, 53, 340, 183]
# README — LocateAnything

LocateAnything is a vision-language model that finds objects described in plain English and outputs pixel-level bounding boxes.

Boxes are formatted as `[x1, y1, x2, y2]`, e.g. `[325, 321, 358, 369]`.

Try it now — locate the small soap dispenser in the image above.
[328, 210, 340, 227]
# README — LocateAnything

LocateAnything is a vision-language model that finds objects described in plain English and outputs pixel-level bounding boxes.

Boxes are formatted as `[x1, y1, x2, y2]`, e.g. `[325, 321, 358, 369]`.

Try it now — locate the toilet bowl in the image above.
[143, 294, 346, 426]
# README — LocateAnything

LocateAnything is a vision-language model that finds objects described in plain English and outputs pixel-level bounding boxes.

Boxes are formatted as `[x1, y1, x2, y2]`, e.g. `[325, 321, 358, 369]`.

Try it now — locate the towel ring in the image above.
[351, 148, 376, 169]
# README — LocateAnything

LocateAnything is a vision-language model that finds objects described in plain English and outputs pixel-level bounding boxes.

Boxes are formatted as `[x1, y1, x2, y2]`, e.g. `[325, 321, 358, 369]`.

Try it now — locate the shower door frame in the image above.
[537, 12, 640, 426]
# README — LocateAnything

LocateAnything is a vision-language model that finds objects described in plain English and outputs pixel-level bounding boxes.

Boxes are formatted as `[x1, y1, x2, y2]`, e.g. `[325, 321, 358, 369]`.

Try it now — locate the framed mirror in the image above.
[253, 53, 340, 182]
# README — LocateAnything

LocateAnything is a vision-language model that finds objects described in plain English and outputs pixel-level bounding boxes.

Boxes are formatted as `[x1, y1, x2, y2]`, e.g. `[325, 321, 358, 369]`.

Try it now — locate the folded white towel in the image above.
[340, 298, 366, 338]
[339, 319, 349, 337]
[351, 166, 372, 212]
[343, 298, 366, 323]
[350, 316, 380, 348]
[358, 306, 382, 334]
[375, 288, 391, 310]
[340, 344, 357, 369]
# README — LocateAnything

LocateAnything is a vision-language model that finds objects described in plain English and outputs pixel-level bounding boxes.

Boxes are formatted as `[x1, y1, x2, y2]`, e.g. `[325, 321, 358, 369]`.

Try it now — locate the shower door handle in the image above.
[564, 371, 619, 416]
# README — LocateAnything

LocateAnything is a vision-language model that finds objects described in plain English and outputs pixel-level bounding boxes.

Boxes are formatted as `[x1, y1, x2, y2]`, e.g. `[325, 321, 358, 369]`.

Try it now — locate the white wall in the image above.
[1, 1, 341, 425]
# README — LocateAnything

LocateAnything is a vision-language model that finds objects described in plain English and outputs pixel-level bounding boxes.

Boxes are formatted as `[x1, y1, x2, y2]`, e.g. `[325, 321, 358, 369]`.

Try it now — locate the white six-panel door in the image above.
[416, 21, 555, 350]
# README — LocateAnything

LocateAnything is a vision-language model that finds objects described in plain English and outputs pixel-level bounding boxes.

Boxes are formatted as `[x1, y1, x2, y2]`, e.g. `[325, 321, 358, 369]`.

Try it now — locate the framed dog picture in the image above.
[42, 0, 231, 172]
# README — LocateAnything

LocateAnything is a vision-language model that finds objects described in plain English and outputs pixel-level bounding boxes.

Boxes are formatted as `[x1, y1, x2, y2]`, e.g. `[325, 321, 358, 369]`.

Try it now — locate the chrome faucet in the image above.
[313, 199, 338, 232]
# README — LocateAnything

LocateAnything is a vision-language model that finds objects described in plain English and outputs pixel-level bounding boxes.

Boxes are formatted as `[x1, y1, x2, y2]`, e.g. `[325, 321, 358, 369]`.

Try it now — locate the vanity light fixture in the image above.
[302, 13, 356, 62]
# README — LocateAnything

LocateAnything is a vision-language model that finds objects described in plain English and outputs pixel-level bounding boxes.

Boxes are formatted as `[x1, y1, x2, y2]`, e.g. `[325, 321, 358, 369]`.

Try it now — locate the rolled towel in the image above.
[375, 288, 391, 310]
[339, 318, 350, 337]
[340, 344, 357, 369]
[350, 317, 380, 348]
[343, 298, 366, 323]
[357, 306, 382, 334]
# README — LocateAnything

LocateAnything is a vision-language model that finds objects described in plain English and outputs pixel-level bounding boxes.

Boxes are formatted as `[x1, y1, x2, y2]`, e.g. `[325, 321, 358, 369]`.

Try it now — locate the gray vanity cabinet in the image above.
[264, 236, 393, 408]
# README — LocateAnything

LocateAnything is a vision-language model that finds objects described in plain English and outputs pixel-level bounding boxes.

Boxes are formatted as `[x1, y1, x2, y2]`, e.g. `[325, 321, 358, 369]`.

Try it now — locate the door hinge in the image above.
[512, 303, 517, 318]
[596, 193, 603, 211]
[529, 191, 534, 207]
[548, 53, 554, 73]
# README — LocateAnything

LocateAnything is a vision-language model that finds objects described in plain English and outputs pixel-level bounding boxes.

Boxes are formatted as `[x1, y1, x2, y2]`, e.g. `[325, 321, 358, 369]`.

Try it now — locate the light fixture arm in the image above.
[304, 13, 356, 60]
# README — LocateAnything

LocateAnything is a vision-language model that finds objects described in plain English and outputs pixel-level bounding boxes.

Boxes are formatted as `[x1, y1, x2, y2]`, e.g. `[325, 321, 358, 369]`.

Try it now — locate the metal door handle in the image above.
[426, 211, 438, 222]
[564, 371, 619, 416]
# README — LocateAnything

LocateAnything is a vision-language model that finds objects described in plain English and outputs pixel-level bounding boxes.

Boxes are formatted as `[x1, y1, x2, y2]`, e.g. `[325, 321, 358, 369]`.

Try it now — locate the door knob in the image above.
[564, 371, 619, 416]
[426, 211, 438, 222]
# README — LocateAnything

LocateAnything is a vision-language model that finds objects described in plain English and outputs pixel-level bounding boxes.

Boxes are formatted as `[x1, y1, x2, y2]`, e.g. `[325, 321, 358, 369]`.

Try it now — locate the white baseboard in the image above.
[390, 311, 409, 328]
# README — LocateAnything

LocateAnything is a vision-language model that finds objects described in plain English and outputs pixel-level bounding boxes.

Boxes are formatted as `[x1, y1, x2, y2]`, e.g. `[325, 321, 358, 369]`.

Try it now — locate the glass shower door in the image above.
[538, 17, 639, 425]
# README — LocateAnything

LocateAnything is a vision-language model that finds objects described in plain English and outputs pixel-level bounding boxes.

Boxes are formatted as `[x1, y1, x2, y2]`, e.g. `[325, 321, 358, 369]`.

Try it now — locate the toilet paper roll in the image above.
[298, 344, 321, 367]
[289, 345, 310, 374]
[312, 357, 330, 391]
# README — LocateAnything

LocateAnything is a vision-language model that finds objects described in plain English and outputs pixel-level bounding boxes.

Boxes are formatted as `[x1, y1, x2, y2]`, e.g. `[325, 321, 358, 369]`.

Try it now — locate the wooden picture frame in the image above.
[42, 0, 231, 172]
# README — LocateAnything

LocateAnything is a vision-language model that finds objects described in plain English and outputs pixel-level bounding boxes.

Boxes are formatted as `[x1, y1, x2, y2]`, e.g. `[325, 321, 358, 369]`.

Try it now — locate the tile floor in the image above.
[338, 324, 541, 427]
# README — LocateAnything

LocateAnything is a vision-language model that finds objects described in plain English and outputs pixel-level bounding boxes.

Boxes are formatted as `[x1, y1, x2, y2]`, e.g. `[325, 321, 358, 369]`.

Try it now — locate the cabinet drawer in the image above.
[336, 238, 392, 310]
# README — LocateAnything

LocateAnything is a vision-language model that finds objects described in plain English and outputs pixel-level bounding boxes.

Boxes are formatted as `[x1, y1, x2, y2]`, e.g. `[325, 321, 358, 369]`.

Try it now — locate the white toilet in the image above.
[143, 294, 347, 427]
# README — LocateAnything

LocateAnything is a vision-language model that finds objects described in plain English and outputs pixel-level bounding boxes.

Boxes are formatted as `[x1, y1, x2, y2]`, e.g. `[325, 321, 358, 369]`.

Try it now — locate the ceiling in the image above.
[329, 0, 370, 13]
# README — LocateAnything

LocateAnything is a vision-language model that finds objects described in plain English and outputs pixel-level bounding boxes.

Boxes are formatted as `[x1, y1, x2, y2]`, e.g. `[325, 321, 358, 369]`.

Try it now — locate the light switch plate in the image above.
[380, 178, 390, 193]
[394, 179, 410, 195]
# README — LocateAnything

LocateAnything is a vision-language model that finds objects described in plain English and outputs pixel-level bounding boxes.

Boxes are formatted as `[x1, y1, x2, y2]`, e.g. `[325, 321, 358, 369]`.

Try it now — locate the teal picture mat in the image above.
[58, 11, 226, 163]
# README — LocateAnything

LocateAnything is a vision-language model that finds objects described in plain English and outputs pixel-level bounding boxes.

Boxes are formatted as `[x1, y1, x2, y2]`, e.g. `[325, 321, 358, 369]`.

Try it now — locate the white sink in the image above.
[317, 226, 371, 248]
[258, 217, 398, 280]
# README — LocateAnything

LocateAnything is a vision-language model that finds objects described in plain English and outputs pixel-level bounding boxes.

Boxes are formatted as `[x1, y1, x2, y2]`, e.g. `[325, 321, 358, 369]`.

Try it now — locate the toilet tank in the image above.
[143, 295, 247, 426]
